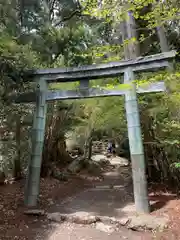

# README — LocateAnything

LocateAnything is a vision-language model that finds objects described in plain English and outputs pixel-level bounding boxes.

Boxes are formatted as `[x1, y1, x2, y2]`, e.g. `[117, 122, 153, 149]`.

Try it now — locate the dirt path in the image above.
[0, 159, 180, 239]
[41, 222, 150, 240]
[0, 176, 94, 240]
[43, 165, 153, 240]
[52, 167, 134, 218]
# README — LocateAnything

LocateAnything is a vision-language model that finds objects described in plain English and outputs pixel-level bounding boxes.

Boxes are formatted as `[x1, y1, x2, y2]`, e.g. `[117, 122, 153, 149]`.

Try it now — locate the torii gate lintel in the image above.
[27, 50, 175, 82]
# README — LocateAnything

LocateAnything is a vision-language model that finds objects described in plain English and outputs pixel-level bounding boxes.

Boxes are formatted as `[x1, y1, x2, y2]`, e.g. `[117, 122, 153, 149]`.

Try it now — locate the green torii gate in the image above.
[13, 50, 175, 213]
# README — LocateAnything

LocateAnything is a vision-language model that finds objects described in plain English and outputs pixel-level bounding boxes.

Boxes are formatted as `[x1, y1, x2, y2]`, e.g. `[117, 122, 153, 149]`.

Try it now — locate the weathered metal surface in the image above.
[26, 51, 175, 82]
[79, 79, 89, 89]
[46, 81, 165, 100]
[47, 88, 127, 100]
[137, 81, 165, 93]
[24, 79, 47, 207]
[124, 68, 150, 214]
[38, 61, 170, 82]
[11, 81, 166, 103]
[124, 10, 150, 214]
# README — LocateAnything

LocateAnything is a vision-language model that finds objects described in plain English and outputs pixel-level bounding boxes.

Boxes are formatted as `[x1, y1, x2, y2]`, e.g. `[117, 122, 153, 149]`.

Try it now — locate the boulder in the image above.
[67, 212, 100, 224]
[110, 156, 129, 166]
[47, 211, 168, 232]
[68, 159, 81, 173]
[99, 159, 110, 166]
[91, 154, 108, 162]
[47, 211, 100, 224]
[95, 222, 115, 233]
[47, 212, 66, 222]
[52, 169, 69, 181]
[67, 158, 84, 173]
[24, 209, 46, 216]
[86, 160, 102, 175]
[117, 138, 130, 159]
[92, 141, 107, 154]
[126, 215, 168, 231]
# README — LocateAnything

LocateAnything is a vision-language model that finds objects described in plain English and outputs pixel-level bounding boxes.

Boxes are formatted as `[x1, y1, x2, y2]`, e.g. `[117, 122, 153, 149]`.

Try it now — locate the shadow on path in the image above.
[53, 166, 135, 219]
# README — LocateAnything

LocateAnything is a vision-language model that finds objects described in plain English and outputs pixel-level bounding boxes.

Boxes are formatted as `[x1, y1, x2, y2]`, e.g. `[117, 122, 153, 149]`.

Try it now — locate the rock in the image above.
[118, 217, 130, 226]
[117, 138, 130, 159]
[106, 153, 112, 158]
[99, 216, 116, 224]
[47, 211, 168, 232]
[52, 169, 69, 181]
[95, 222, 115, 233]
[127, 215, 168, 231]
[110, 156, 129, 166]
[98, 214, 168, 231]
[86, 160, 102, 175]
[67, 212, 100, 224]
[91, 154, 107, 162]
[92, 141, 107, 154]
[47, 211, 99, 224]
[24, 209, 46, 216]
[67, 158, 84, 173]
[99, 159, 110, 166]
[47, 198, 54, 205]
[47, 212, 66, 222]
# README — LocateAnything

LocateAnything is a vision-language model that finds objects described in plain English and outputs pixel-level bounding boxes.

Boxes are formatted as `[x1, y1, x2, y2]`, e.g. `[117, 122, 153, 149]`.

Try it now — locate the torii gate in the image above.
[12, 50, 175, 213]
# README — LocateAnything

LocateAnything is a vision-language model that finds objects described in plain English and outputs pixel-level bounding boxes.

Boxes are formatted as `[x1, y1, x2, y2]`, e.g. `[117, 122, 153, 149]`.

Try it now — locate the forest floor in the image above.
[0, 158, 180, 239]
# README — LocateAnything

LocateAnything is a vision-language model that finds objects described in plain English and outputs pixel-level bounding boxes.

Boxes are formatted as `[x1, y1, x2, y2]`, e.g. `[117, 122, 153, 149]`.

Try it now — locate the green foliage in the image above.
[0, 32, 39, 73]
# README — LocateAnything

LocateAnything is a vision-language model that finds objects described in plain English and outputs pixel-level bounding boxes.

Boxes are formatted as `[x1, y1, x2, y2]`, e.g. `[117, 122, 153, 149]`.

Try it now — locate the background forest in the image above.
[0, 0, 180, 187]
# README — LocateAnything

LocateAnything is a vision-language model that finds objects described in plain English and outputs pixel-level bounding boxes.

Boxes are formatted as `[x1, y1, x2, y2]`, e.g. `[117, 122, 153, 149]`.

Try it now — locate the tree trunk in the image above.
[156, 24, 174, 72]
[0, 139, 5, 183]
[14, 116, 21, 179]
[156, 25, 170, 52]
[87, 137, 93, 160]
[41, 102, 72, 176]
